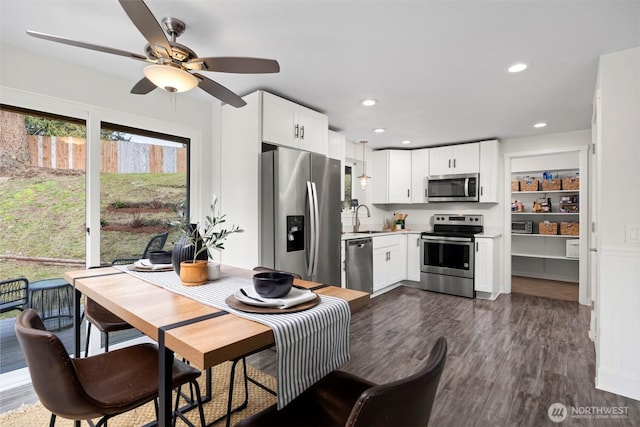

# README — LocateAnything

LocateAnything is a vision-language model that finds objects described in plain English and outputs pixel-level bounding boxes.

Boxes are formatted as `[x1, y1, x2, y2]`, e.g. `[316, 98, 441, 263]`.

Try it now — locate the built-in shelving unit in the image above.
[511, 168, 581, 282]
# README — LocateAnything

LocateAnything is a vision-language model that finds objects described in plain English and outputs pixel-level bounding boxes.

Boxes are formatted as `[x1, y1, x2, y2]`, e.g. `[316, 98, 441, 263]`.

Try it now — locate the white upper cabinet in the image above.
[261, 91, 328, 154]
[479, 139, 500, 203]
[411, 148, 429, 203]
[372, 150, 412, 204]
[429, 142, 480, 175]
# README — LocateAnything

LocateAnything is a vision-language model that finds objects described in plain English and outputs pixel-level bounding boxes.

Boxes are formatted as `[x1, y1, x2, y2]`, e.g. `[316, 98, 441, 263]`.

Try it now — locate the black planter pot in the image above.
[172, 224, 208, 275]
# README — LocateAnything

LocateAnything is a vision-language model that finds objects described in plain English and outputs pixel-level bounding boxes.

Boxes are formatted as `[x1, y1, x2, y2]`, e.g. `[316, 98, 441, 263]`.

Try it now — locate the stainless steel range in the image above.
[420, 214, 484, 298]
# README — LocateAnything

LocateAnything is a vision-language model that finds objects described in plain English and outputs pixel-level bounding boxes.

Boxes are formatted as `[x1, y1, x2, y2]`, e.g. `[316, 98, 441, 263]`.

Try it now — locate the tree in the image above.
[0, 110, 30, 173]
[24, 116, 131, 141]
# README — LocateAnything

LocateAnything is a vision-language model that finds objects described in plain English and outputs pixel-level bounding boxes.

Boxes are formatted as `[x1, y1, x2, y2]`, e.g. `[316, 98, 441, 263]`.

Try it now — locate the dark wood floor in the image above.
[249, 284, 640, 426]
[3, 285, 639, 425]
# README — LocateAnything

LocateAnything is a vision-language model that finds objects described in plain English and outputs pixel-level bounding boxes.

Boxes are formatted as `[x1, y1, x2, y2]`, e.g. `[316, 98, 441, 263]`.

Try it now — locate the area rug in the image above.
[0, 361, 276, 426]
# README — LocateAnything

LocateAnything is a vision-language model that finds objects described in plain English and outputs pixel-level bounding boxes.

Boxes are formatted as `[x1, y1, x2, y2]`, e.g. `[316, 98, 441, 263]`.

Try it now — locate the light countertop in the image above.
[341, 229, 429, 241]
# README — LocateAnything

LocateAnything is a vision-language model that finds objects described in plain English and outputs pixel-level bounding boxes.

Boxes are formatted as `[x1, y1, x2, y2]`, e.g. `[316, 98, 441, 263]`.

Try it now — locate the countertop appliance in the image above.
[420, 214, 484, 298]
[345, 238, 373, 293]
[426, 173, 479, 202]
[512, 220, 533, 234]
[261, 146, 341, 286]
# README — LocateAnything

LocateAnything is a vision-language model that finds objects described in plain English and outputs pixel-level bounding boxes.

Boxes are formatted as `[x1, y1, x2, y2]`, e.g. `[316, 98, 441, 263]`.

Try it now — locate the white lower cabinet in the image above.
[372, 234, 407, 292]
[406, 233, 421, 281]
[474, 237, 500, 297]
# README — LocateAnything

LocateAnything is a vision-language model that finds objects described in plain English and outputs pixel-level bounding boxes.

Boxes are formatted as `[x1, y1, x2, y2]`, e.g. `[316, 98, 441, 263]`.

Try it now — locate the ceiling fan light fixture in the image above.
[143, 64, 198, 93]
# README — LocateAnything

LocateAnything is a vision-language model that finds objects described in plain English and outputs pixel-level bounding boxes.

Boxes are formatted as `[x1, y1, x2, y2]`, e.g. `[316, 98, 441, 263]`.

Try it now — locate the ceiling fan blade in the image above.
[26, 30, 149, 62]
[193, 73, 247, 108]
[130, 77, 157, 94]
[118, 0, 172, 58]
[192, 57, 280, 74]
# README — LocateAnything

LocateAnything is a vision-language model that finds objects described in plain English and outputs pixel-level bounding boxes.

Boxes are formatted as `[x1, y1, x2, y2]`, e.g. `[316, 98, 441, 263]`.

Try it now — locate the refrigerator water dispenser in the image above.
[286, 215, 305, 252]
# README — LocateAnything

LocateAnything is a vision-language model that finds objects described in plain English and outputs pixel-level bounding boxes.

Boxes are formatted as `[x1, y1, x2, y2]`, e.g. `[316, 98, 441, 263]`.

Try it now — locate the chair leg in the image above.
[49, 413, 56, 427]
[85, 322, 92, 357]
[172, 382, 206, 427]
[226, 358, 250, 427]
[192, 380, 206, 427]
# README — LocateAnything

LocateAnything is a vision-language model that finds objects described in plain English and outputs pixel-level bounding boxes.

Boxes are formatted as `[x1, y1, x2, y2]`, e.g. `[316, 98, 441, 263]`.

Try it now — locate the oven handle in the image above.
[421, 235, 473, 243]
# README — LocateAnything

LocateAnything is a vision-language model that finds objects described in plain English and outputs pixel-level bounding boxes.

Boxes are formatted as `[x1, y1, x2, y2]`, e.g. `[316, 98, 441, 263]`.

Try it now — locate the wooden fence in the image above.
[28, 135, 187, 173]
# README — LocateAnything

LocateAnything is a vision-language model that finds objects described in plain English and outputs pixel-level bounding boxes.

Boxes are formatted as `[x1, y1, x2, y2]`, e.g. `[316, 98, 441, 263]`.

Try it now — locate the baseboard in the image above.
[596, 367, 640, 401]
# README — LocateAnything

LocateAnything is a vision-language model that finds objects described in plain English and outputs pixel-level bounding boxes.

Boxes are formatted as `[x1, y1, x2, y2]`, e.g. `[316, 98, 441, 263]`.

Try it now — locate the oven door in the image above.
[420, 235, 474, 279]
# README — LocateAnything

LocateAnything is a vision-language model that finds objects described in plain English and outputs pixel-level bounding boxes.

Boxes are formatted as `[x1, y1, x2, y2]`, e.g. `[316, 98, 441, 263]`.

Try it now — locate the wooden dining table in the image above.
[65, 265, 369, 426]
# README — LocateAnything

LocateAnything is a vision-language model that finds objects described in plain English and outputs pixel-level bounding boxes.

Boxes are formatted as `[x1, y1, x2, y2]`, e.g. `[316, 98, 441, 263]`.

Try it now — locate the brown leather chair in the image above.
[235, 336, 447, 427]
[15, 308, 205, 427]
[84, 297, 133, 356]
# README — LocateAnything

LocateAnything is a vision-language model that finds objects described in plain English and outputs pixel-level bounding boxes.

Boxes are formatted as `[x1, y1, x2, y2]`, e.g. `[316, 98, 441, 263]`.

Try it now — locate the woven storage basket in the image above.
[511, 180, 520, 192]
[562, 177, 580, 190]
[520, 179, 539, 191]
[541, 179, 562, 191]
[538, 221, 558, 235]
[560, 221, 579, 236]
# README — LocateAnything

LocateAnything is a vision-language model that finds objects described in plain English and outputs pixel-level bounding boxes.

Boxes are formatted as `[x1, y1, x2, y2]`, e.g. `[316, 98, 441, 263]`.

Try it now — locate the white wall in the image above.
[594, 47, 640, 400]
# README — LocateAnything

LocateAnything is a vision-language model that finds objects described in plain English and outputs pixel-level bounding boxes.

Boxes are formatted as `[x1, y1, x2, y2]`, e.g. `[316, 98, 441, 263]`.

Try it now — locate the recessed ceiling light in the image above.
[361, 99, 378, 107]
[533, 122, 547, 128]
[508, 62, 530, 73]
[401, 140, 412, 145]
[373, 128, 386, 133]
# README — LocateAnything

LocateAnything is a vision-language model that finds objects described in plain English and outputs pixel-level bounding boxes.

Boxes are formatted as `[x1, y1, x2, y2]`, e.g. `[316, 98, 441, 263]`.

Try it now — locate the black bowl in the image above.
[252, 272, 293, 298]
[148, 250, 173, 265]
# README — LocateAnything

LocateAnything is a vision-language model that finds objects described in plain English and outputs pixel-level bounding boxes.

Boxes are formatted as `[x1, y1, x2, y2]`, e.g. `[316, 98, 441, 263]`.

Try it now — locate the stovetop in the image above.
[422, 214, 484, 238]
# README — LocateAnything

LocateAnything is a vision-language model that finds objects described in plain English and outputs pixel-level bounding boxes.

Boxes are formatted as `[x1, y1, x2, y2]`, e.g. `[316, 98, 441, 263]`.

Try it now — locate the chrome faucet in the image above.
[353, 204, 371, 232]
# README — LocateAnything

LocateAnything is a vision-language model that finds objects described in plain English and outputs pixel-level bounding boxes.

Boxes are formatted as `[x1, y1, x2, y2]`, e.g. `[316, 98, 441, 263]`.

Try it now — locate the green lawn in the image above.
[0, 170, 185, 306]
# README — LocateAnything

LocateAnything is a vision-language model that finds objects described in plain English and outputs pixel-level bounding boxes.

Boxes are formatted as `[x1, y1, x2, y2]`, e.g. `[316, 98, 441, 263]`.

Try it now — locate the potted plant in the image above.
[173, 195, 242, 286]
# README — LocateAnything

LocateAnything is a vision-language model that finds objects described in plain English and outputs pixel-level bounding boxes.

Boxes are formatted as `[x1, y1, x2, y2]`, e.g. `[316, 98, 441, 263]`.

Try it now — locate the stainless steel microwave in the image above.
[426, 173, 479, 202]
[512, 220, 533, 234]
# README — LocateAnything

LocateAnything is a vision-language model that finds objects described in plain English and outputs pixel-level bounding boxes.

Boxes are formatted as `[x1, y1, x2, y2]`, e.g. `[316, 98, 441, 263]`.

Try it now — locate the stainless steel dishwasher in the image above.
[346, 238, 373, 293]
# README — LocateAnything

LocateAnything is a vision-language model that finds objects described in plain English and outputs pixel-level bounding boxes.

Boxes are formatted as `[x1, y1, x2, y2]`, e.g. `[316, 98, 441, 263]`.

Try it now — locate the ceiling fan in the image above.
[26, 0, 280, 107]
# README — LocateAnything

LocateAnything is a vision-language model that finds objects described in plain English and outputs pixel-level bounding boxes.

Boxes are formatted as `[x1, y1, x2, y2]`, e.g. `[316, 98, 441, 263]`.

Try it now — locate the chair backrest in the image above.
[346, 336, 448, 427]
[14, 309, 98, 419]
[142, 231, 169, 258]
[252, 266, 302, 280]
[0, 277, 29, 313]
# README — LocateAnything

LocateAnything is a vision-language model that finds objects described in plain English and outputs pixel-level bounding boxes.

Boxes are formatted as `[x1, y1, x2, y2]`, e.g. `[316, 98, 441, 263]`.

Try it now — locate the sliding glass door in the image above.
[98, 123, 188, 266]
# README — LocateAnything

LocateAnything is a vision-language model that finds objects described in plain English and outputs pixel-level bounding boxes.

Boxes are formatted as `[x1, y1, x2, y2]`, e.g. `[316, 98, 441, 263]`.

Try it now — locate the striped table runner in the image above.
[114, 267, 351, 408]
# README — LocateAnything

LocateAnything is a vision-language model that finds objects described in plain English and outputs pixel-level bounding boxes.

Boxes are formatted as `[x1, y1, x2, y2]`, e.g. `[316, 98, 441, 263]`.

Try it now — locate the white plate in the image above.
[234, 286, 317, 308]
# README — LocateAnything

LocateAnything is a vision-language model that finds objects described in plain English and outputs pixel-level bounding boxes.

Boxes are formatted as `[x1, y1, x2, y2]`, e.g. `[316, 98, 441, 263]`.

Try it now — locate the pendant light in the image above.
[357, 140, 371, 190]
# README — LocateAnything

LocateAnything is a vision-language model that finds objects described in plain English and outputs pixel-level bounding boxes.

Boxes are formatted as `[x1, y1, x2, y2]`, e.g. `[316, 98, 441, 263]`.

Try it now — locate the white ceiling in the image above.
[1, 0, 639, 149]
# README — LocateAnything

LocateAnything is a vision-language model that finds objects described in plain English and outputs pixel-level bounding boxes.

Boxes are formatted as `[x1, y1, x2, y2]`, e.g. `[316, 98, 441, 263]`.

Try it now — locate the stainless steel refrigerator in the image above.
[261, 146, 341, 286]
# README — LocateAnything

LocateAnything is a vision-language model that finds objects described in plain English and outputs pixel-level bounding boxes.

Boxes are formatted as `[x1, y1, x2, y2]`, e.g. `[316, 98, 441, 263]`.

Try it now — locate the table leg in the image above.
[74, 288, 81, 358]
[158, 329, 174, 426]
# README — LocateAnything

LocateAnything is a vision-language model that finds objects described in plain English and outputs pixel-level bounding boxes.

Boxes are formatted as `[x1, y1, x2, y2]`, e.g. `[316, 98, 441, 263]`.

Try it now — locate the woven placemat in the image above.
[0, 361, 276, 426]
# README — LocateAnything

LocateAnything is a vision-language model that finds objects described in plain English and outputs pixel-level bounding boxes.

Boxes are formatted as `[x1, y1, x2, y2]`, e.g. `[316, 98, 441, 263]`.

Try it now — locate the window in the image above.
[99, 122, 189, 266]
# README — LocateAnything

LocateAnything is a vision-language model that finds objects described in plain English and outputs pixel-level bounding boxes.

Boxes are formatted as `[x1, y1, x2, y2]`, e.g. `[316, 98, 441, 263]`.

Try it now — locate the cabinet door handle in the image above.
[480, 186, 484, 196]
[448, 159, 451, 168]
[453, 158, 456, 168]
[300, 125, 305, 139]
[294, 124, 299, 138]
[407, 189, 410, 198]
[476, 241, 478, 252]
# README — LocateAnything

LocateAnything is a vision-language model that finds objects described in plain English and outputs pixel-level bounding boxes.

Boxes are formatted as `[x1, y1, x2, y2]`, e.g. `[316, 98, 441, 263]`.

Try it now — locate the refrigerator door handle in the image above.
[306, 181, 316, 277]
[311, 181, 320, 278]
